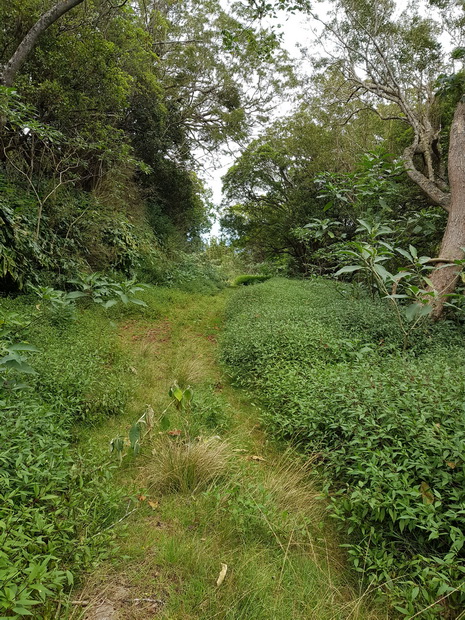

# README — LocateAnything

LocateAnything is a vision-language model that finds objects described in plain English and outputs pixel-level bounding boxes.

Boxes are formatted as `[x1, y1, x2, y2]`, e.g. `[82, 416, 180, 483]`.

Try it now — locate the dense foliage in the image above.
[0, 298, 133, 617]
[0, 0, 292, 290]
[221, 278, 465, 616]
[221, 123, 444, 276]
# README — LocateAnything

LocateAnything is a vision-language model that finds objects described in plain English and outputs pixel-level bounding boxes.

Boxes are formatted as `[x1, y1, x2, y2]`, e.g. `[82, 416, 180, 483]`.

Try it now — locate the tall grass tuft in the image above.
[147, 436, 232, 494]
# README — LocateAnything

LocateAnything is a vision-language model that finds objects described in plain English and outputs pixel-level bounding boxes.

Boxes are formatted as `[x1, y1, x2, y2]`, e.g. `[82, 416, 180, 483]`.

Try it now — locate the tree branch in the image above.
[0, 0, 86, 87]
[402, 143, 450, 211]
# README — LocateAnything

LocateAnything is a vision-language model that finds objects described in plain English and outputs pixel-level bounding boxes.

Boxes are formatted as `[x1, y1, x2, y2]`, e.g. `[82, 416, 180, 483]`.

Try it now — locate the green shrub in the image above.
[231, 274, 271, 286]
[221, 277, 465, 616]
[164, 252, 227, 294]
[0, 392, 124, 618]
[26, 307, 131, 421]
[0, 293, 136, 617]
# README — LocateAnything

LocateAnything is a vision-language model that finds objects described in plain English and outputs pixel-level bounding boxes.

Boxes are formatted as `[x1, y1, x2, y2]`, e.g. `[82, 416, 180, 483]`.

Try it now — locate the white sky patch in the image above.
[201, 8, 316, 239]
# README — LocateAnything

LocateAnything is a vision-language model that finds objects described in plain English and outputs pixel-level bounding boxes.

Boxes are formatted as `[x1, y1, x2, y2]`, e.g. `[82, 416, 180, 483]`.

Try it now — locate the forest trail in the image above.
[71, 290, 381, 620]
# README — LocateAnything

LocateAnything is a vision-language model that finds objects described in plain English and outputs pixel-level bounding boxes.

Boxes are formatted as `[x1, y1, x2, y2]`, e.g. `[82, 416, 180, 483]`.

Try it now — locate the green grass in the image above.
[220, 277, 465, 617]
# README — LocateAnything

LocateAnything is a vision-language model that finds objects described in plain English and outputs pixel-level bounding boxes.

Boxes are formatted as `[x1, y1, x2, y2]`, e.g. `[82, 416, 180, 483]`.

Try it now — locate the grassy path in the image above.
[73, 290, 382, 620]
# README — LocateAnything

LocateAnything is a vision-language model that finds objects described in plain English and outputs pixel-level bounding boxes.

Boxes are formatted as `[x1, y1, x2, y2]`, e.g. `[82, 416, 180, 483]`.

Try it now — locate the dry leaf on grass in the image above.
[216, 563, 228, 587]
[420, 481, 434, 504]
[247, 455, 266, 462]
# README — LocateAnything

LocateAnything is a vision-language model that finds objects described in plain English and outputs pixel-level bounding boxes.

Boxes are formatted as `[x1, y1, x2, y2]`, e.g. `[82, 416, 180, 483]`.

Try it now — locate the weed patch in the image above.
[0, 392, 125, 618]
[0, 289, 146, 617]
[221, 277, 465, 616]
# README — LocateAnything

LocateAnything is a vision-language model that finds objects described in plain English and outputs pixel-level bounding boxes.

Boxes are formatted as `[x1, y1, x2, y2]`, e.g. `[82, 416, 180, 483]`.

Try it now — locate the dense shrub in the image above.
[163, 252, 227, 294]
[231, 274, 271, 286]
[221, 277, 465, 616]
[0, 390, 124, 618]
[0, 173, 173, 290]
[0, 295, 134, 617]
[1, 297, 131, 422]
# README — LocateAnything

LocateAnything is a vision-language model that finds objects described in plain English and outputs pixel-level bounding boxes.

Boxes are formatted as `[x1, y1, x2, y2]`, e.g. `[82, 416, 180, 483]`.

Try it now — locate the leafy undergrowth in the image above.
[0, 286, 197, 618]
[221, 277, 465, 617]
[72, 288, 382, 619]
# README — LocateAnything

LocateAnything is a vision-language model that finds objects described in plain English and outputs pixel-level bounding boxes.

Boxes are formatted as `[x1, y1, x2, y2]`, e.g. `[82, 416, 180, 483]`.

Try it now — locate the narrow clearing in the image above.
[72, 290, 381, 620]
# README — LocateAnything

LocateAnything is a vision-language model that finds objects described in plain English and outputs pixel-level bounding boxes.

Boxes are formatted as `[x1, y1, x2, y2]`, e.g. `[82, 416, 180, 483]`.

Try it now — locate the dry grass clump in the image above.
[147, 436, 232, 494]
[261, 451, 323, 522]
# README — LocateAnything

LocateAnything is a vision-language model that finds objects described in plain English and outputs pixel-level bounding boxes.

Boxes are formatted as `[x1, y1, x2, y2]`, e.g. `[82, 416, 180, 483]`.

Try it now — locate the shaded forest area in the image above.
[0, 0, 291, 292]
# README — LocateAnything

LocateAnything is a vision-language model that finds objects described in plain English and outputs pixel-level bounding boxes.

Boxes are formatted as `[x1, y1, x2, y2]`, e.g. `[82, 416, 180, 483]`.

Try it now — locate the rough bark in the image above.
[0, 0, 85, 87]
[429, 98, 465, 318]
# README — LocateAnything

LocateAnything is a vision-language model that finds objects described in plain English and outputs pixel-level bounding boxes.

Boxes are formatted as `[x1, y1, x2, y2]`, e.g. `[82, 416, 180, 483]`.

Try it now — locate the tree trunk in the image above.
[430, 98, 465, 318]
[0, 0, 85, 87]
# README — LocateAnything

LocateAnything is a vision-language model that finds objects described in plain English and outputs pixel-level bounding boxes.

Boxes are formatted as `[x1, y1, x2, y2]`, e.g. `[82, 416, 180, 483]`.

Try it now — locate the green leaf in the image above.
[12, 607, 34, 615]
[404, 303, 432, 322]
[110, 436, 124, 460]
[66, 291, 86, 299]
[405, 303, 420, 322]
[373, 263, 392, 282]
[334, 265, 362, 276]
[396, 248, 413, 261]
[129, 423, 141, 448]
[7, 343, 39, 352]
[173, 387, 184, 402]
[103, 299, 118, 309]
[160, 414, 171, 431]
[0, 357, 37, 374]
[183, 387, 193, 402]
[394, 606, 410, 615]
[409, 244, 418, 259]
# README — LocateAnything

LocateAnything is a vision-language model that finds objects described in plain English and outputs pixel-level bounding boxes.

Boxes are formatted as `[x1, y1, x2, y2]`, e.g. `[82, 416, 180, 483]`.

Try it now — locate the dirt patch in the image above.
[75, 577, 164, 620]
[121, 319, 172, 345]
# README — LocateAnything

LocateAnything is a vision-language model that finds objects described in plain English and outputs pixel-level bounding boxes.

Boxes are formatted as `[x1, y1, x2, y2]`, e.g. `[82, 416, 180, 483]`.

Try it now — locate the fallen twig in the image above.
[124, 598, 164, 604]
[89, 506, 137, 539]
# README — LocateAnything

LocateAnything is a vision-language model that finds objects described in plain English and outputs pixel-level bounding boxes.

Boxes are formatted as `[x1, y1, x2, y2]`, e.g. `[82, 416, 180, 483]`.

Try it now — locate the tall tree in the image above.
[309, 0, 465, 316]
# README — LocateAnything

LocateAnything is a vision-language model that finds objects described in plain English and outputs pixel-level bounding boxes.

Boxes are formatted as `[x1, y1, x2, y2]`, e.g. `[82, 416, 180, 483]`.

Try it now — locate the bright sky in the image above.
[202, 8, 313, 238]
